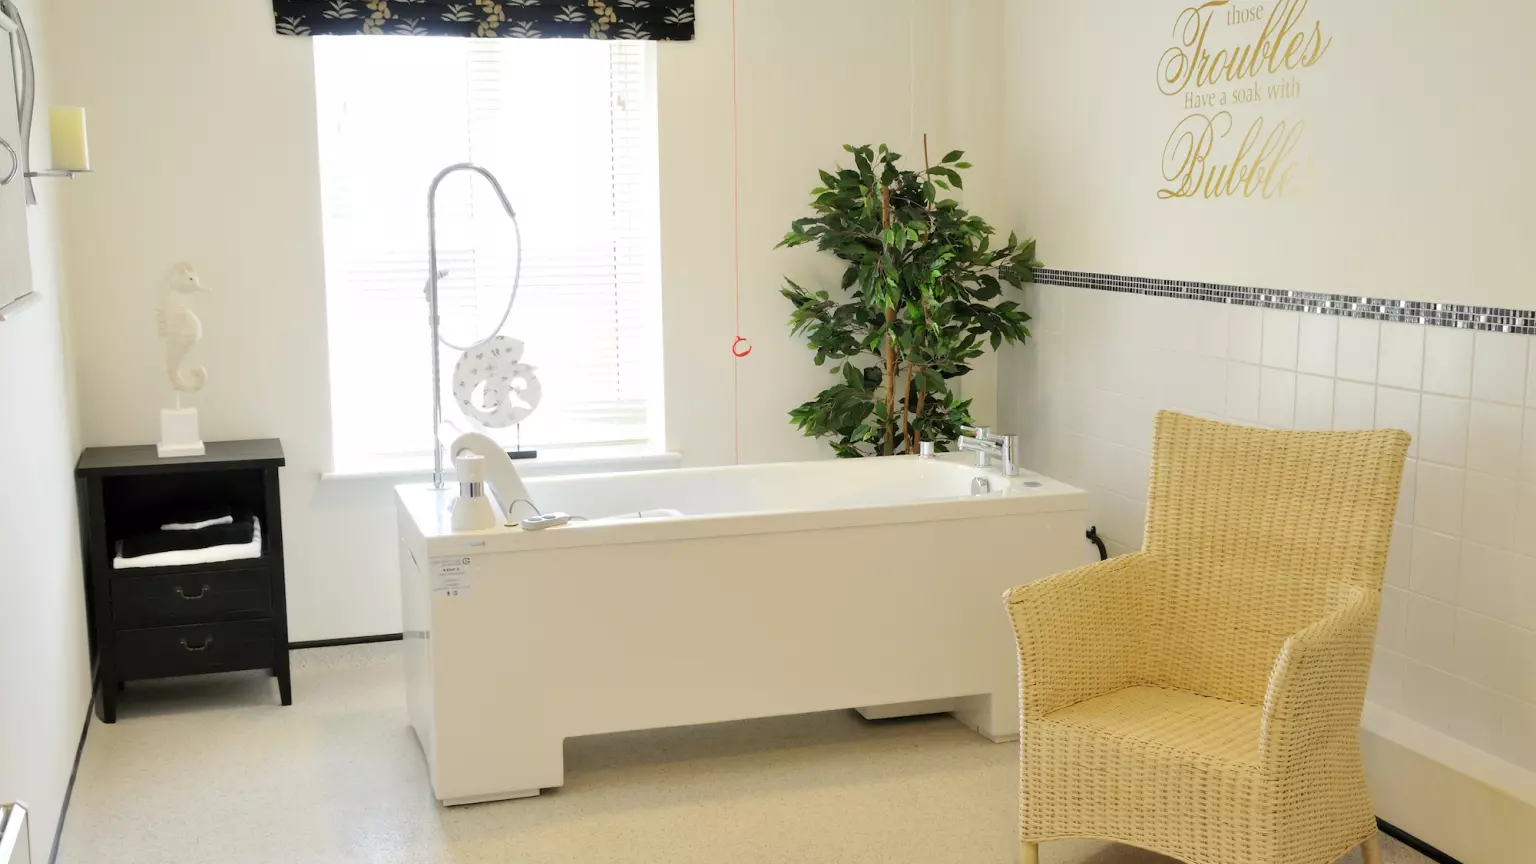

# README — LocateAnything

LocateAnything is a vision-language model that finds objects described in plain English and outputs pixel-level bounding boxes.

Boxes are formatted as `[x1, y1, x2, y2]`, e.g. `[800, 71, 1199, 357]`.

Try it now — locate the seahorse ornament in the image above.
[157, 263, 211, 393]
[452, 335, 542, 429]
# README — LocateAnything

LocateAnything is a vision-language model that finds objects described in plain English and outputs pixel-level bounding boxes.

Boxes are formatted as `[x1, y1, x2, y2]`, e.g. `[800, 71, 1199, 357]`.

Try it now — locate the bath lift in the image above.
[424, 164, 539, 523]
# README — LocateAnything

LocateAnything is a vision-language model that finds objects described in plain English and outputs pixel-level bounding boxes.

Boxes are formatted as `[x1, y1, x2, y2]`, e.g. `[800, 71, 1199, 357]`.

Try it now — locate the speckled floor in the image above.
[59, 644, 1431, 864]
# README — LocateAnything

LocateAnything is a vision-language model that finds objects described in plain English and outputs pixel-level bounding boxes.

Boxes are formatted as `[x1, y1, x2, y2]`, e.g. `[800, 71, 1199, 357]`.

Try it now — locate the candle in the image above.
[49, 107, 90, 172]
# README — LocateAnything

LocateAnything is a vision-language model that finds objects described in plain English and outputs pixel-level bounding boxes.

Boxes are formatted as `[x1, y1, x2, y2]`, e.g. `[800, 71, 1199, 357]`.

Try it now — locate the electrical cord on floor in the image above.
[1086, 526, 1108, 561]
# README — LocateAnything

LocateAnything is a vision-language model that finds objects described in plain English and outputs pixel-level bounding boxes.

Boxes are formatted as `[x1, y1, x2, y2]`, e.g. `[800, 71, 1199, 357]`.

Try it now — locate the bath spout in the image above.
[448, 431, 534, 523]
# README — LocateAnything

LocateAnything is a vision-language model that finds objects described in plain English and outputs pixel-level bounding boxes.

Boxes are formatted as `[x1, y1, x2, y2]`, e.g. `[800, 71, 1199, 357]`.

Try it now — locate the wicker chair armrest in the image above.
[1258, 584, 1380, 774]
[1005, 552, 1156, 719]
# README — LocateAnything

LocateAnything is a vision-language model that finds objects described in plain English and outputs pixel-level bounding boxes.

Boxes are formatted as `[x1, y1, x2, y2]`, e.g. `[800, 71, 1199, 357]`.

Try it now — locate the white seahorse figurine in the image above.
[157, 262, 211, 393]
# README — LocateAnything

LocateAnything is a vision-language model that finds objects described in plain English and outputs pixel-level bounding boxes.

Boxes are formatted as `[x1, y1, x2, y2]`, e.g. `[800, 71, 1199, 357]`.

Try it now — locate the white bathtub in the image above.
[397, 453, 1090, 805]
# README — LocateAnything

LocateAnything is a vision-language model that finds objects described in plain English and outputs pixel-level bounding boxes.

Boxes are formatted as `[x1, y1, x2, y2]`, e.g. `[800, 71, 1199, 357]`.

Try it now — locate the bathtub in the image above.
[397, 452, 1090, 805]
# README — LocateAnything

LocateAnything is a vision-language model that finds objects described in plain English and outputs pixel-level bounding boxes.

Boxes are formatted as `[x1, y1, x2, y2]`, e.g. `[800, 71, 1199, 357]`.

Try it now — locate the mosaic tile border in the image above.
[1033, 268, 1536, 335]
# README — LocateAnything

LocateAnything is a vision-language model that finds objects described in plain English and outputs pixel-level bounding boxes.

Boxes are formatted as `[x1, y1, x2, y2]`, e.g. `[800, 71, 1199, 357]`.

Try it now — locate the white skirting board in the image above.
[1362, 703, 1536, 863]
[0, 803, 32, 864]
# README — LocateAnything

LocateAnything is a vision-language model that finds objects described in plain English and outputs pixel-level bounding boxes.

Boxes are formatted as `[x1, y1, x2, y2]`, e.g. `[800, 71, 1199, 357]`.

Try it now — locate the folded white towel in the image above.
[114, 518, 262, 569]
[161, 515, 235, 531]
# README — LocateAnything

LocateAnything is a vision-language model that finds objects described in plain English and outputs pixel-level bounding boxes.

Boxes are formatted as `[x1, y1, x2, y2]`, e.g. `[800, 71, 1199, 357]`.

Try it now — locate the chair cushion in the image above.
[1039, 684, 1262, 767]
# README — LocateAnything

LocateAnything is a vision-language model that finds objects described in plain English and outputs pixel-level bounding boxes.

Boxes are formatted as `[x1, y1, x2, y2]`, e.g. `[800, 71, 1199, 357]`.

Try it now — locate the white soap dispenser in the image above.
[450, 454, 501, 532]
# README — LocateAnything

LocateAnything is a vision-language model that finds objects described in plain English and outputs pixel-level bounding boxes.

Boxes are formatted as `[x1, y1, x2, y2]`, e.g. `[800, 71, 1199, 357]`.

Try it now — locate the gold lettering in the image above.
[1159, 0, 1329, 96]
[1158, 1, 1228, 96]
[1158, 114, 1308, 201]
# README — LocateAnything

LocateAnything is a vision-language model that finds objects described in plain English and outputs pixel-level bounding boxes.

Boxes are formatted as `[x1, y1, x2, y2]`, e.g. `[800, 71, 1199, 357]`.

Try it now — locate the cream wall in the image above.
[50, 0, 1008, 640]
[1005, 0, 1536, 309]
[0, 0, 93, 848]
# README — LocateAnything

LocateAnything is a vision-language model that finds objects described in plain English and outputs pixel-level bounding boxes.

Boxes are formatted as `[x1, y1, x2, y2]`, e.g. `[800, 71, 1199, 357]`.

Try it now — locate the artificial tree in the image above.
[779, 142, 1040, 458]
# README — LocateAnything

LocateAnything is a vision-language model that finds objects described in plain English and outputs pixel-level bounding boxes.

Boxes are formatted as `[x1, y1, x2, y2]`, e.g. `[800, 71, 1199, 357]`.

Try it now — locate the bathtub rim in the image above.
[398, 473, 1089, 555]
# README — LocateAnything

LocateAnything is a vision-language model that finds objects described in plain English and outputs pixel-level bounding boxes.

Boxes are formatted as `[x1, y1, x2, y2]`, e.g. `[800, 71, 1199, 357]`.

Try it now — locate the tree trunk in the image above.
[902, 362, 914, 451]
[881, 185, 896, 457]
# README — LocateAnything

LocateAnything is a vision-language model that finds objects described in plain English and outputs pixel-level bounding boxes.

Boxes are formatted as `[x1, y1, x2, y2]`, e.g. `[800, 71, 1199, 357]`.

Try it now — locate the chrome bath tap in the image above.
[958, 427, 1020, 476]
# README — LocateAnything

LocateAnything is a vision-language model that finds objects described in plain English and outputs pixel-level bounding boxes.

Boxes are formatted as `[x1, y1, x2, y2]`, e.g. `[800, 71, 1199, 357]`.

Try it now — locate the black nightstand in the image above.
[76, 439, 290, 723]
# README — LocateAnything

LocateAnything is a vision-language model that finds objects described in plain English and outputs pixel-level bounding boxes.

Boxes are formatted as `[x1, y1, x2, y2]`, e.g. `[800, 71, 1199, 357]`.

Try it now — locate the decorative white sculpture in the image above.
[156, 262, 210, 457]
[452, 335, 542, 430]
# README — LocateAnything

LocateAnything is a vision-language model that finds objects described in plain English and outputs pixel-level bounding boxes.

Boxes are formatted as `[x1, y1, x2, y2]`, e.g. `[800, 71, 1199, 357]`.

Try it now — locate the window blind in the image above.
[314, 37, 662, 468]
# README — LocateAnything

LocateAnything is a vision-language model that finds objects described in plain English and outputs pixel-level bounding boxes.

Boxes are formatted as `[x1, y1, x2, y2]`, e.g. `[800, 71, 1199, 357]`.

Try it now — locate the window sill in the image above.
[321, 447, 684, 483]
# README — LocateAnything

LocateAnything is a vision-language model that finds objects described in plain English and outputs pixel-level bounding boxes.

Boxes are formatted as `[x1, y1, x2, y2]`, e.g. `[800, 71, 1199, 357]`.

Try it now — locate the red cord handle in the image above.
[732, 336, 752, 358]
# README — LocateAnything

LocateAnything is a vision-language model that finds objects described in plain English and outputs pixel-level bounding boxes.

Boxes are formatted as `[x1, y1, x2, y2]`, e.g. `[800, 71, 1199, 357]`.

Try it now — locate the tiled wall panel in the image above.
[1007, 279, 1536, 773]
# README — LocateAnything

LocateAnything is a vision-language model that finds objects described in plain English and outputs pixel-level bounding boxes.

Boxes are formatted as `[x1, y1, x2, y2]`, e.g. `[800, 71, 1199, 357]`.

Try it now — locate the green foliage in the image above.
[778, 144, 1040, 457]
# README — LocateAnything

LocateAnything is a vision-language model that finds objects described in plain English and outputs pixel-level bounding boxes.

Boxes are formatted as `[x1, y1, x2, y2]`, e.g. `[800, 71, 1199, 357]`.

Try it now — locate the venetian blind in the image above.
[314, 36, 662, 468]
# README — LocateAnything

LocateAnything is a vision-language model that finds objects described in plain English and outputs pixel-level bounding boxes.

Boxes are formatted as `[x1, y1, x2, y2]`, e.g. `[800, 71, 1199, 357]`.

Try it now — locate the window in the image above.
[314, 37, 662, 470]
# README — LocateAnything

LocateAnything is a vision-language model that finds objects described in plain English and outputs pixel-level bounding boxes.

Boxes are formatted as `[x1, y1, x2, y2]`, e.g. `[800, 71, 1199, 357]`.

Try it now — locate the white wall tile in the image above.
[1376, 387, 1421, 458]
[1337, 318, 1381, 384]
[1107, 394, 1158, 451]
[1504, 698, 1536, 772]
[1081, 434, 1120, 494]
[1396, 460, 1417, 525]
[1448, 679, 1507, 755]
[1037, 332, 1067, 391]
[1297, 315, 1338, 377]
[1188, 302, 1228, 359]
[1294, 374, 1334, 431]
[1378, 322, 1426, 391]
[1458, 542, 1513, 620]
[1367, 665, 1401, 712]
[1410, 528, 1461, 603]
[1035, 284, 1066, 335]
[1461, 472, 1517, 549]
[1511, 555, 1536, 631]
[1259, 368, 1296, 429]
[1473, 331, 1529, 405]
[1333, 380, 1376, 431]
[1380, 585, 1409, 652]
[1467, 401, 1524, 477]
[1520, 409, 1536, 483]
[1386, 524, 1412, 588]
[1225, 362, 1261, 423]
[1404, 661, 1459, 734]
[1414, 462, 1466, 535]
[1227, 307, 1263, 365]
[1512, 628, 1536, 703]
[1423, 327, 1476, 397]
[1418, 395, 1470, 467]
[1080, 388, 1115, 439]
[1164, 353, 1227, 417]
[1406, 596, 1457, 674]
[1103, 344, 1160, 398]
[1102, 442, 1151, 502]
[1513, 483, 1536, 559]
[1097, 490, 1147, 550]
[1042, 428, 1086, 487]
[1526, 342, 1536, 406]
[1261, 309, 1300, 370]
[1368, 647, 1410, 712]
[1451, 609, 1516, 693]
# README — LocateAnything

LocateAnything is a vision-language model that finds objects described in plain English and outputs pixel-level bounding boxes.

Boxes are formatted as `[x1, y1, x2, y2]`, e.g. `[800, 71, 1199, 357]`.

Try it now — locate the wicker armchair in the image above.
[1007, 411, 1409, 864]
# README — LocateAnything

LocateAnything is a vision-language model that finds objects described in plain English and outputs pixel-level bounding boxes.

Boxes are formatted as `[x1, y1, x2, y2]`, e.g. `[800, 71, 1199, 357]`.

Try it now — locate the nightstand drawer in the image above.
[111, 568, 271, 627]
[116, 620, 275, 681]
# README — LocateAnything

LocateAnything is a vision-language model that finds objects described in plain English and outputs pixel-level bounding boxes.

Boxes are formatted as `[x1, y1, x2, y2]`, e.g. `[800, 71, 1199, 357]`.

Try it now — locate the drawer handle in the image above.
[179, 636, 215, 652]
[175, 585, 211, 601]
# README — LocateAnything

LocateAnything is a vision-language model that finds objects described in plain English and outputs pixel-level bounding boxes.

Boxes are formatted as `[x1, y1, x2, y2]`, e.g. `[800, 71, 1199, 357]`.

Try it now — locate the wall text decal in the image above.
[1156, 0, 1331, 200]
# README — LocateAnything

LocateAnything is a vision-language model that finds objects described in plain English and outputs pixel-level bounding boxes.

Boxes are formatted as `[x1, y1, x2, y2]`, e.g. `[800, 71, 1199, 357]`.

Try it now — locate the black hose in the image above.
[1086, 526, 1108, 561]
